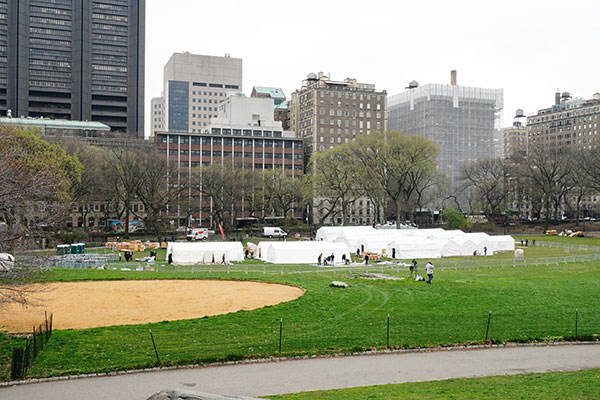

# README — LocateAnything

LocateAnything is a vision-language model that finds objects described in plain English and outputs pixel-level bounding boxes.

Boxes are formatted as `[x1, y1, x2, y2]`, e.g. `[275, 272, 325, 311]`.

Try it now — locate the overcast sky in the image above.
[145, 0, 599, 133]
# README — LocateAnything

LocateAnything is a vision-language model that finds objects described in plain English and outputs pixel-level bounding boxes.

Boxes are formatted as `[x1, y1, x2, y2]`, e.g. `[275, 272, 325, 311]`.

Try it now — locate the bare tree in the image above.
[259, 170, 304, 218]
[461, 158, 512, 217]
[521, 147, 573, 231]
[135, 150, 189, 240]
[308, 146, 364, 225]
[353, 131, 438, 228]
[194, 165, 252, 232]
[103, 148, 142, 238]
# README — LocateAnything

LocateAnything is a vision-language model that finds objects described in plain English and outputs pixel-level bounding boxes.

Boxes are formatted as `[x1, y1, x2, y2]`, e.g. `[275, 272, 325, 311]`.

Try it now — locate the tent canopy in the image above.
[260, 241, 351, 264]
[166, 242, 244, 265]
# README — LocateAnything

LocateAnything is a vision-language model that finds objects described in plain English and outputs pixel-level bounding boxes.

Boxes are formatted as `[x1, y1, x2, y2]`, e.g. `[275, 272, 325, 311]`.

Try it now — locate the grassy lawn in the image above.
[265, 368, 600, 399]
[0, 255, 597, 381]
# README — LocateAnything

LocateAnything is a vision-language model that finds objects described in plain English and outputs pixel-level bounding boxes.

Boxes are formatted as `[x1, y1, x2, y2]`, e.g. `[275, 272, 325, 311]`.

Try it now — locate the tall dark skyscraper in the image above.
[0, 0, 144, 137]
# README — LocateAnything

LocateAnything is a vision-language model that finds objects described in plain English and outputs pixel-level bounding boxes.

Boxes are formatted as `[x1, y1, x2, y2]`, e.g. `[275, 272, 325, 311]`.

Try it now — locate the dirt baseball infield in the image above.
[0, 280, 305, 333]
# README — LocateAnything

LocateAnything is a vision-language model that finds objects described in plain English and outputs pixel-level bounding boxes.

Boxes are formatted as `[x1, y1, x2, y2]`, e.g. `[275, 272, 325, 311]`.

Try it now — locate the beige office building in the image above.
[153, 52, 242, 133]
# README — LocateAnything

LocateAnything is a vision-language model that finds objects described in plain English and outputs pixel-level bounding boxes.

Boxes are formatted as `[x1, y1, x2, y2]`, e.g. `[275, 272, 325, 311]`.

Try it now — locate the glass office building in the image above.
[2, 0, 144, 137]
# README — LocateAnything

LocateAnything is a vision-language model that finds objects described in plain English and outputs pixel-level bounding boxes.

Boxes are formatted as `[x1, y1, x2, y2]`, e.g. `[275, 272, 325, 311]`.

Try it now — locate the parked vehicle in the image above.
[262, 227, 287, 239]
[186, 228, 208, 241]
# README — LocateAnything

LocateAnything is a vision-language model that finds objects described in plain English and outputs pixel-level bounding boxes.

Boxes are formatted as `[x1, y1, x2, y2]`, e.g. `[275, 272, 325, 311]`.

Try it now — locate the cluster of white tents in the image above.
[316, 226, 514, 259]
[252, 241, 351, 264]
[164, 227, 514, 265]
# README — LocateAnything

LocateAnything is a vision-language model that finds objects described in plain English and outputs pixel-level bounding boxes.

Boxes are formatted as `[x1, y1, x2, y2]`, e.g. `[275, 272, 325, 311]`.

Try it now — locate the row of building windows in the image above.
[166, 149, 303, 159]
[30, 80, 70, 88]
[92, 64, 127, 72]
[93, 22, 128, 33]
[92, 43, 127, 53]
[30, 69, 71, 79]
[30, 58, 71, 68]
[162, 159, 303, 170]
[191, 82, 239, 89]
[93, 73, 127, 83]
[30, 37, 71, 47]
[30, 6, 72, 16]
[30, 16, 72, 26]
[93, 2, 128, 13]
[29, 27, 71, 37]
[92, 53, 127, 64]
[92, 84, 126, 93]
[93, 33, 127, 43]
[29, 48, 70, 59]
[158, 135, 302, 149]
[92, 13, 127, 22]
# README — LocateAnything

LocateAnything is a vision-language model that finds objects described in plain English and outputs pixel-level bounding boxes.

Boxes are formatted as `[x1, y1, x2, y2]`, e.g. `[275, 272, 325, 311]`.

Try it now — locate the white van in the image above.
[186, 228, 208, 241]
[263, 227, 287, 239]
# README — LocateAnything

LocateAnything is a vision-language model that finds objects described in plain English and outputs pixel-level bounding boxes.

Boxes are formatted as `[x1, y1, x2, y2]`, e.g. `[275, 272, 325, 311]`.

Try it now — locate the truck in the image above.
[186, 228, 208, 241]
[262, 227, 287, 239]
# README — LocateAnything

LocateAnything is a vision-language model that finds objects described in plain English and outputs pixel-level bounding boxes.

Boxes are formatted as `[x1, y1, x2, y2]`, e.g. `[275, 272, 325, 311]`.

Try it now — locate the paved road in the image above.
[2, 344, 600, 400]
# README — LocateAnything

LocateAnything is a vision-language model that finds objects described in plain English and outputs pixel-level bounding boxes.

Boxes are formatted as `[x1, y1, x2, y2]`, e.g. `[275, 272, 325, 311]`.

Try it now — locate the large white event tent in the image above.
[259, 241, 352, 264]
[316, 226, 376, 243]
[489, 235, 515, 252]
[386, 239, 443, 259]
[317, 226, 514, 259]
[166, 242, 244, 265]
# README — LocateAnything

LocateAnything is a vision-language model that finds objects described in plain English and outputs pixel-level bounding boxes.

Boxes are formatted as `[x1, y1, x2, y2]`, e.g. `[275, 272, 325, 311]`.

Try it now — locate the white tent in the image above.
[356, 235, 395, 255]
[166, 242, 244, 265]
[263, 241, 351, 264]
[386, 239, 442, 260]
[489, 235, 515, 252]
[315, 226, 376, 243]
[465, 233, 495, 256]
[440, 239, 462, 257]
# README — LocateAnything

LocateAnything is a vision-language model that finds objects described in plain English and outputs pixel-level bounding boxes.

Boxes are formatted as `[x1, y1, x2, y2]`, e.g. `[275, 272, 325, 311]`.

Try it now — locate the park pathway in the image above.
[2, 343, 600, 400]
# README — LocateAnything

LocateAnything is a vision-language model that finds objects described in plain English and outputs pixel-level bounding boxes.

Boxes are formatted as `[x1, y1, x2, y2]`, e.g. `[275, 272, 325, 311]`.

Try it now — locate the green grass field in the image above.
[265, 368, 600, 399]
[1, 235, 599, 381]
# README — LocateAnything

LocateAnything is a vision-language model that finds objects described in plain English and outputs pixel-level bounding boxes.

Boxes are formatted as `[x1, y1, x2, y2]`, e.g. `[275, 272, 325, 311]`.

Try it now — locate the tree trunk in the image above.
[124, 207, 130, 239]
[396, 201, 402, 229]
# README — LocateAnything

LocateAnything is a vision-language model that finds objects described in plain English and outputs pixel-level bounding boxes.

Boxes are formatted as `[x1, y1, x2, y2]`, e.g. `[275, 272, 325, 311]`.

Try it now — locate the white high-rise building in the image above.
[387, 70, 503, 199]
[155, 52, 242, 133]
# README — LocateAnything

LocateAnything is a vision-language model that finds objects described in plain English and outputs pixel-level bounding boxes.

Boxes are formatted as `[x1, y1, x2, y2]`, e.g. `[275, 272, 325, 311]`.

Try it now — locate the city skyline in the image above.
[145, 0, 599, 136]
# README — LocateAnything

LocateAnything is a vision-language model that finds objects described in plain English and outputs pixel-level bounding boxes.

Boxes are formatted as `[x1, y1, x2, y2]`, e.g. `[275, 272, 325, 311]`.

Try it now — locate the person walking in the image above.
[364, 253, 369, 264]
[410, 259, 417, 276]
[426, 261, 434, 284]
[330, 253, 335, 266]
[318, 253, 322, 266]
[484, 246, 487, 256]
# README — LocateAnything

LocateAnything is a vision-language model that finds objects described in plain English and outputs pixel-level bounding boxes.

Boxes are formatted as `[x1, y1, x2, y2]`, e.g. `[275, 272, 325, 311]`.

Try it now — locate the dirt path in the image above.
[0, 280, 304, 332]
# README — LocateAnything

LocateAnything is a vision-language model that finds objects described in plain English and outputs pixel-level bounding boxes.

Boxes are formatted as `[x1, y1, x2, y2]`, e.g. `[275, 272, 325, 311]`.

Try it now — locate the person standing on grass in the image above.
[318, 253, 322, 265]
[410, 259, 417, 276]
[364, 253, 369, 264]
[426, 261, 434, 284]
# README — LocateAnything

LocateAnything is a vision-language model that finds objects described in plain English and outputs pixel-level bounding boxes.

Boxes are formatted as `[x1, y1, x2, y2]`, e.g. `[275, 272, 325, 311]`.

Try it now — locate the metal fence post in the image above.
[485, 311, 492, 341]
[386, 313, 390, 348]
[575, 309, 579, 340]
[149, 329, 160, 364]
[279, 318, 283, 353]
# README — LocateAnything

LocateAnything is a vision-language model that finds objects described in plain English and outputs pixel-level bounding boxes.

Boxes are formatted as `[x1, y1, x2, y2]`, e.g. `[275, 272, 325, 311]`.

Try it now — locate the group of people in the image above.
[410, 258, 435, 284]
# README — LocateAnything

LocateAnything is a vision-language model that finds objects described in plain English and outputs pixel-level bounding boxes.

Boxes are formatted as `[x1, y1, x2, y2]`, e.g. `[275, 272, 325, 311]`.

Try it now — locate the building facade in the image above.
[503, 109, 528, 160]
[289, 72, 386, 224]
[387, 71, 503, 197]
[251, 86, 289, 130]
[155, 93, 303, 227]
[154, 52, 242, 134]
[527, 91, 600, 152]
[1, 0, 144, 137]
[290, 72, 387, 158]
[150, 96, 164, 136]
